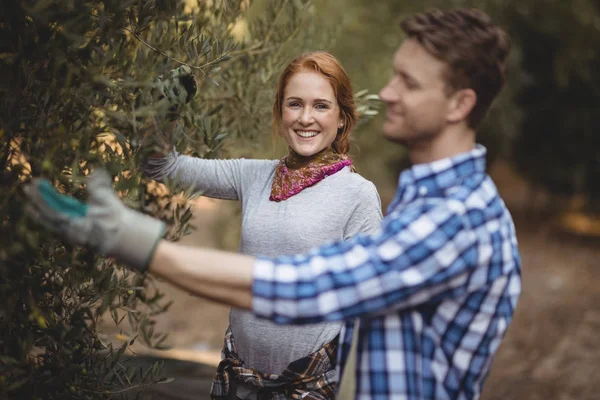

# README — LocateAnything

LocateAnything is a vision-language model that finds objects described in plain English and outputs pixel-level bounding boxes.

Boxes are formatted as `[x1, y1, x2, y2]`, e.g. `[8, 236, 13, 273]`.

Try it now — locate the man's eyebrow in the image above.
[397, 69, 420, 85]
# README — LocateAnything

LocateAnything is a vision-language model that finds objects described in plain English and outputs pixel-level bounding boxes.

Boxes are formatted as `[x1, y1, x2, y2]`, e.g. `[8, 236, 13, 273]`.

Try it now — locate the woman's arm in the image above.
[144, 152, 248, 200]
[141, 120, 270, 200]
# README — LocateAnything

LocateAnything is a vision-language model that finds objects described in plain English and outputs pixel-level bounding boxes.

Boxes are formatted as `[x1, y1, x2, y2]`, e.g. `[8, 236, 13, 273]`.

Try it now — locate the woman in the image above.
[143, 52, 382, 399]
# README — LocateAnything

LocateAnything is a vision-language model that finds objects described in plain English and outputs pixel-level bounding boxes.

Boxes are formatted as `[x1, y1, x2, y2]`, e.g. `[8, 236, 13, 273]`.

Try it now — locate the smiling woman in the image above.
[141, 52, 383, 400]
[272, 52, 357, 156]
[280, 71, 342, 157]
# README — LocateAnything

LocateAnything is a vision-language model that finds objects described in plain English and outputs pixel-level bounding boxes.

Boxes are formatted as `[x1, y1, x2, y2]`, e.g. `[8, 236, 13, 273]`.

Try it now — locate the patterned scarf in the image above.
[269, 147, 352, 202]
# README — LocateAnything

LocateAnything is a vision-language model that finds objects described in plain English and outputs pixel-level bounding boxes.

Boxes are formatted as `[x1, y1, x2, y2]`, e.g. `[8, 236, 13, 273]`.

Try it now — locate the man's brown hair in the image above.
[401, 8, 510, 128]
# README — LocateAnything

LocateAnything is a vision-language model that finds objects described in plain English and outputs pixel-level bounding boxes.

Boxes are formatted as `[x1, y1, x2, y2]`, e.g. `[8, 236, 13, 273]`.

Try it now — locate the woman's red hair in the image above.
[272, 52, 358, 155]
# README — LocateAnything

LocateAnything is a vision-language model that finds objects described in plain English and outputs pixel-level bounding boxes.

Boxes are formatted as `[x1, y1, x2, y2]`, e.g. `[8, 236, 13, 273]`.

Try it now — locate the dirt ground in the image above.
[100, 161, 600, 400]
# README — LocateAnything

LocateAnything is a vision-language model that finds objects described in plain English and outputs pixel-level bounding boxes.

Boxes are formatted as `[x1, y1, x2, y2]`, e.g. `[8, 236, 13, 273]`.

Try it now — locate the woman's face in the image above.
[280, 71, 343, 157]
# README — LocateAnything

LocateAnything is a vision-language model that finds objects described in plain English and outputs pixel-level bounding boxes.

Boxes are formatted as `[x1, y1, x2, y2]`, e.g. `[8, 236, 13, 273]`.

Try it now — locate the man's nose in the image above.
[379, 85, 392, 104]
[379, 81, 400, 104]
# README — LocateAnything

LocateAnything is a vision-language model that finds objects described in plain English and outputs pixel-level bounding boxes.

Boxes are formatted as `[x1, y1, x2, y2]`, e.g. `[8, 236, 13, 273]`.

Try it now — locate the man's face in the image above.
[379, 39, 453, 145]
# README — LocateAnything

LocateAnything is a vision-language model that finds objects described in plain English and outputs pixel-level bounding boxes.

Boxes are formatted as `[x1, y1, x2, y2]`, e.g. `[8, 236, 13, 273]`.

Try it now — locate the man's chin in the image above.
[382, 125, 407, 144]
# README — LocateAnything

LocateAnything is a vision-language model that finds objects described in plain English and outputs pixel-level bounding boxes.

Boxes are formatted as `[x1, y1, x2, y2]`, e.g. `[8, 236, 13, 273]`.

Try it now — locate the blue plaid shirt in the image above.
[252, 145, 521, 400]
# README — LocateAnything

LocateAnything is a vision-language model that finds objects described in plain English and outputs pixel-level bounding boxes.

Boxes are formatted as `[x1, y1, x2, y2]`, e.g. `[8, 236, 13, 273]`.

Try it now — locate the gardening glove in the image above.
[23, 169, 166, 272]
[152, 65, 198, 120]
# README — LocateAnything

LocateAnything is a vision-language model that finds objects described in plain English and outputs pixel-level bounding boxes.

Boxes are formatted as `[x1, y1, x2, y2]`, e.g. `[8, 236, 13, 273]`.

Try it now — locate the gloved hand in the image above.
[23, 170, 166, 272]
[152, 65, 198, 120]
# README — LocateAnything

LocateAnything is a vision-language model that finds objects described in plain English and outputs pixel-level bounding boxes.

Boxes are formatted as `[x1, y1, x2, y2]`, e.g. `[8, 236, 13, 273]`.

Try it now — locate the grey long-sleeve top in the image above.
[144, 152, 382, 375]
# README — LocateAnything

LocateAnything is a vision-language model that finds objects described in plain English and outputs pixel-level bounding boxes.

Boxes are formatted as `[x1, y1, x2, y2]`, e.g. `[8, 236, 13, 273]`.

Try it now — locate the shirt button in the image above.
[418, 186, 428, 196]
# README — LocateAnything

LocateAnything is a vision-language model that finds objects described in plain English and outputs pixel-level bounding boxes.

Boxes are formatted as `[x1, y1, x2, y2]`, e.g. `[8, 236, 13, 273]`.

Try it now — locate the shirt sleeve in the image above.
[252, 199, 483, 324]
[144, 151, 273, 201]
[343, 181, 383, 239]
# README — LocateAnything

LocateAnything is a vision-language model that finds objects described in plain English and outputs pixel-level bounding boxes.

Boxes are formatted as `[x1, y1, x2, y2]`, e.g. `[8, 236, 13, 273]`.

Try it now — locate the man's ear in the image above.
[447, 88, 477, 123]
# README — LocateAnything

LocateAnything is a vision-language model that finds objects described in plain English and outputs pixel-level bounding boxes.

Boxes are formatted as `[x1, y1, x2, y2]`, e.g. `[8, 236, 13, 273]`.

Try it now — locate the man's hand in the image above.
[23, 170, 166, 272]
[23, 170, 255, 309]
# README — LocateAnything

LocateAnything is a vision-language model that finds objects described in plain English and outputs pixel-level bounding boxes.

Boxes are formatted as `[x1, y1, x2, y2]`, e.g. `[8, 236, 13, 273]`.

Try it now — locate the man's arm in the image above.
[149, 240, 255, 309]
[251, 200, 487, 325]
[24, 171, 492, 325]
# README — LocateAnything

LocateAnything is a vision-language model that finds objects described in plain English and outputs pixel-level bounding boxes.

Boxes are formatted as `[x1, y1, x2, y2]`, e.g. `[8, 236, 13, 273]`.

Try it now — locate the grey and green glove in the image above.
[23, 170, 165, 272]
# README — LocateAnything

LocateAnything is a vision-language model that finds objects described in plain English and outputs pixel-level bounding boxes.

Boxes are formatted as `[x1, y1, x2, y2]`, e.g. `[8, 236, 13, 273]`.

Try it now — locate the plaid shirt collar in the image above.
[390, 144, 487, 211]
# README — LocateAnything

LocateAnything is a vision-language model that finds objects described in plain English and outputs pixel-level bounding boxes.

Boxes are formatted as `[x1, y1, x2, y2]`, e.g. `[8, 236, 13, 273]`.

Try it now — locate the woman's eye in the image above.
[288, 102, 301, 108]
[316, 104, 329, 109]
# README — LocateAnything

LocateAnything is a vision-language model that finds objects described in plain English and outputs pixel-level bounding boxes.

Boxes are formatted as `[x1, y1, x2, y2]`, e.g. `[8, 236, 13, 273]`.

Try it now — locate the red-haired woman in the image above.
[144, 52, 382, 400]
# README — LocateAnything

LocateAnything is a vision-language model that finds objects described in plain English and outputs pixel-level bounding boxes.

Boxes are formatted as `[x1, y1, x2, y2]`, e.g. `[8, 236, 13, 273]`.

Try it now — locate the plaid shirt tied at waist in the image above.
[210, 327, 338, 400]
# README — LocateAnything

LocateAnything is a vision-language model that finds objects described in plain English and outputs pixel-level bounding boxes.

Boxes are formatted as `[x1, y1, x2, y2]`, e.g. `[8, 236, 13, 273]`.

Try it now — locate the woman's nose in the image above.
[298, 108, 314, 124]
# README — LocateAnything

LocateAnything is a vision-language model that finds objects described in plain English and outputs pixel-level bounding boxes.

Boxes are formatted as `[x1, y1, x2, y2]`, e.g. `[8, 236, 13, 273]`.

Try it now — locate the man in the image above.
[25, 8, 521, 400]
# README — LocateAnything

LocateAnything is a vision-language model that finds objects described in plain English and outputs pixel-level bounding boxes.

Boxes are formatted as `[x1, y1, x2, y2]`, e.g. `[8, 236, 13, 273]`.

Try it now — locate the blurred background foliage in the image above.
[2, 0, 600, 398]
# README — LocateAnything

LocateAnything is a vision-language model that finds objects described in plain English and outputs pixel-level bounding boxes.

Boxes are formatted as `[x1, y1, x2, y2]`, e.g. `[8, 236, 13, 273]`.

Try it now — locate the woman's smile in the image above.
[294, 129, 320, 139]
